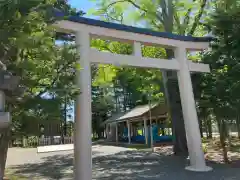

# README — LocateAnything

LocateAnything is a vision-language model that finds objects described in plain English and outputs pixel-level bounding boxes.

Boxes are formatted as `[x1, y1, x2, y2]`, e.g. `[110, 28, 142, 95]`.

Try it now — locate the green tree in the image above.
[92, 39, 166, 109]
[0, 0, 80, 140]
[199, 1, 240, 162]
[91, 0, 213, 155]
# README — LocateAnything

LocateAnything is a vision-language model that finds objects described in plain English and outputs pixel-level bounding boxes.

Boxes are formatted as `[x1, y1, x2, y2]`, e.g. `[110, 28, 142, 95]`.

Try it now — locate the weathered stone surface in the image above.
[0, 71, 20, 91]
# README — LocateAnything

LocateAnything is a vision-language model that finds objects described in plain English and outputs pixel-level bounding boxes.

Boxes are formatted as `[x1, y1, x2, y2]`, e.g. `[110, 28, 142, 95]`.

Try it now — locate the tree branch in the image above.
[188, 0, 207, 35]
[183, 9, 192, 29]
[106, 0, 164, 24]
[151, 20, 162, 31]
[126, 0, 148, 13]
[160, 0, 173, 32]
[127, 0, 164, 24]
[105, 11, 123, 24]
[106, 0, 128, 9]
[182, 0, 196, 33]
[160, 0, 168, 21]
[174, 12, 182, 35]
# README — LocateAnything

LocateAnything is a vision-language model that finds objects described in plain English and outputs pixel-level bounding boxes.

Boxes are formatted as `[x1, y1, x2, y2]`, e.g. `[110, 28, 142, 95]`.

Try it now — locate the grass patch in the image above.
[127, 144, 149, 150]
[230, 144, 240, 153]
[229, 138, 240, 153]
[5, 175, 27, 180]
[5, 170, 28, 180]
[202, 136, 240, 163]
[203, 136, 240, 153]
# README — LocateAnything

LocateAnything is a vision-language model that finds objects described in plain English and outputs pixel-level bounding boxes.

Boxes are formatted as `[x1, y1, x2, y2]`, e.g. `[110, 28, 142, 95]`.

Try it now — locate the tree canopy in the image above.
[0, 0, 80, 137]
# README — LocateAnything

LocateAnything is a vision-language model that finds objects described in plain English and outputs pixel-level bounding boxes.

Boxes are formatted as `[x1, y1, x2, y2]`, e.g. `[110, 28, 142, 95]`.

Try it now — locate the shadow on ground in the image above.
[9, 149, 240, 180]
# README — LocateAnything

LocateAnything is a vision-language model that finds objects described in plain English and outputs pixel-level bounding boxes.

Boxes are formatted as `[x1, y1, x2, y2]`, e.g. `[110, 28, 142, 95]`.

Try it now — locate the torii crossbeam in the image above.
[54, 13, 212, 180]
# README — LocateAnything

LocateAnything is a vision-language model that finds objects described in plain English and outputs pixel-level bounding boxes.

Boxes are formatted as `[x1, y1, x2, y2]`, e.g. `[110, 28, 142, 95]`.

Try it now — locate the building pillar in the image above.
[130, 123, 133, 136]
[143, 118, 148, 145]
[149, 117, 153, 150]
[106, 125, 108, 139]
[74, 31, 92, 180]
[175, 47, 212, 172]
[127, 121, 131, 144]
[104, 125, 107, 139]
[106, 124, 110, 140]
[108, 124, 110, 138]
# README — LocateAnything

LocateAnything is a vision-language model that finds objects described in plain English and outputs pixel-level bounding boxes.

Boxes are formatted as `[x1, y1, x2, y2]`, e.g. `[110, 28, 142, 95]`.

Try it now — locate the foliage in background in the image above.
[198, 0, 240, 162]
[0, 0, 80, 138]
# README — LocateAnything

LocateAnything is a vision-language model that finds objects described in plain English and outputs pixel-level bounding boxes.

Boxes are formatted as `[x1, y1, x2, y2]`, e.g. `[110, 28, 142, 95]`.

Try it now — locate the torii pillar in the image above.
[175, 47, 212, 171]
[74, 31, 92, 180]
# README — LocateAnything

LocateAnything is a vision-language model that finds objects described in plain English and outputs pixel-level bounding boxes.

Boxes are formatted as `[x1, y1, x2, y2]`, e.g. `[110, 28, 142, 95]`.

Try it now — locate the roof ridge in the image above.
[54, 11, 212, 42]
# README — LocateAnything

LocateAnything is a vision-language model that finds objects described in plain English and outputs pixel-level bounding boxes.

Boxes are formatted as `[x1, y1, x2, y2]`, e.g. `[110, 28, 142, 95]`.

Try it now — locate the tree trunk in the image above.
[97, 128, 103, 139]
[165, 74, 188, 155]
[236, 113, 240, 139]
[207, 118, 213, 139]
[50, 136, 54, 145]
[199, 118, 203, 138]
[108, 123, 116, 141]
[64, 95, 67, 136]
[228, 124, 232, 148]
[217, 119, 229, 163]
[163, 49, 188, 156]
[204, 118, 209, 137]
[60, 96, 67, 144]
[161, 128, 165, 136]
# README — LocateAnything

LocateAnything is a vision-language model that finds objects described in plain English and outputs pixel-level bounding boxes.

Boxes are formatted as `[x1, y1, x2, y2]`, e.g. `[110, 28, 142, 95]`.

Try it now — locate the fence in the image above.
[38, 136, 74, 146]
[10, 136, 74, 147]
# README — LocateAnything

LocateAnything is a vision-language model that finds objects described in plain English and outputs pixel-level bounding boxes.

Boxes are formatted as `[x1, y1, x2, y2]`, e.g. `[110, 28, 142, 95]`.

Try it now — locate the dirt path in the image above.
[6, 145, 240, 180]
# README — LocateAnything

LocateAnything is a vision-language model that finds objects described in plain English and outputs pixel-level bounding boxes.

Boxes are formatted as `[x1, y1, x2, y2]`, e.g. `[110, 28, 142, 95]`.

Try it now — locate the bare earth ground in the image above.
[202, 137, 240, 164]
[6, 144, 240, 180]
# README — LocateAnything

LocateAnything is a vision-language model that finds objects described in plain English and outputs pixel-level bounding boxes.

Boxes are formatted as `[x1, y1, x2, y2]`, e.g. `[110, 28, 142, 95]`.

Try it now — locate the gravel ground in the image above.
[6, 145, 240, 180]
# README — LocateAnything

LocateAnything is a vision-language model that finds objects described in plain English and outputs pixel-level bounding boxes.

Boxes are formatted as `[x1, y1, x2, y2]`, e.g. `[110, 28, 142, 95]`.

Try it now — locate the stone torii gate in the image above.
[55, 14, 212, 180]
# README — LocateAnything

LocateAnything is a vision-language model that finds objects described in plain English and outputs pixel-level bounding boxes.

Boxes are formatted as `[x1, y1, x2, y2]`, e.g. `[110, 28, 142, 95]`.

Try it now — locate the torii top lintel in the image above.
[54, 12, 211, 50]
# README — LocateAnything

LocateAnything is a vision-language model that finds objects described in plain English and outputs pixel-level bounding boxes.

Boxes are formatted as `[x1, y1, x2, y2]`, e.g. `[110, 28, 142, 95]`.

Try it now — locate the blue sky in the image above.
[68, 0, 95, 17]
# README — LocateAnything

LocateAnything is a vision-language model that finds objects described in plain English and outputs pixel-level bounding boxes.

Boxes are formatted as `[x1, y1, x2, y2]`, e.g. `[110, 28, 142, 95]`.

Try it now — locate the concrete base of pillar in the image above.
[185, 165, 212, 172]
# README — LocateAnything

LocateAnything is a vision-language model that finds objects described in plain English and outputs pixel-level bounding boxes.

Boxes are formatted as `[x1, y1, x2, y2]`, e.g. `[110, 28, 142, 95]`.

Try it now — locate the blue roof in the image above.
[55, 11, 211, 42]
